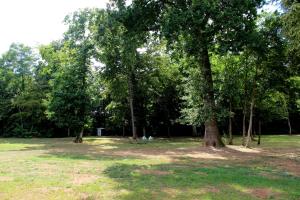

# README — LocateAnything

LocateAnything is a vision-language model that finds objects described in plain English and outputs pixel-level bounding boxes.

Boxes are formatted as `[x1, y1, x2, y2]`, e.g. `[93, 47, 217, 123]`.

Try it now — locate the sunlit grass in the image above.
[0, 135, 299, 199]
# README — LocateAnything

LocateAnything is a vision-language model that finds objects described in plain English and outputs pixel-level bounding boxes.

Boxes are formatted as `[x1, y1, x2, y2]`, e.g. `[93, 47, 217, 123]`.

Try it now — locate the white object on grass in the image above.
[142, 136, 147, 140]
[97, 128, 105, 136]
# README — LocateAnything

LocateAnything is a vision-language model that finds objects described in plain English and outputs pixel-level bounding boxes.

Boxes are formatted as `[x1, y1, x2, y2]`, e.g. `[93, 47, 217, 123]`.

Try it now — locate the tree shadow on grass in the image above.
[1, 137, 300, 199]
[103, 162, 300, 200]
[0, 137, 204, 162]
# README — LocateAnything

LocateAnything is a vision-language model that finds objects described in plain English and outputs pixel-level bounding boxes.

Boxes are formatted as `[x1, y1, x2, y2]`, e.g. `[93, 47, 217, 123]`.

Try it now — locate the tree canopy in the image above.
[0, 0, 299, 146]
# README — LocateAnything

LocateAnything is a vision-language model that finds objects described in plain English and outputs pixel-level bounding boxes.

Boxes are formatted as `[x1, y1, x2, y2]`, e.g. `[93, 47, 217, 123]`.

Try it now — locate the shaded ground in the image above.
[0, 135, 299, 200]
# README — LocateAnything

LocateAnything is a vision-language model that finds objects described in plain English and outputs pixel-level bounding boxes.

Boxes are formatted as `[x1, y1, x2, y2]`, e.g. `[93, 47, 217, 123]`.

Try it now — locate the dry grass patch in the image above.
[72, 174, 99, 185]
[248, 188, 280, 199]
[0, 176, 14, 181]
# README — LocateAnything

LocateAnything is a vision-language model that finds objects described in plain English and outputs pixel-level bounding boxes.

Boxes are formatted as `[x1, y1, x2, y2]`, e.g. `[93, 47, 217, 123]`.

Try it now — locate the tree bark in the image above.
[74, 128, 83, 143]
[201, 47, 224, 147]
[245, 57, 259, 147]
[228, 101, 233, 145]
[167, 126, 171, 138]
[250, 118, 257, 142]
[128, 72, 138, 140]
[192, 125, 197, 137]
[242, 105, 247, 146]
[245, 97, 255, 148]
[143, 127, 146, 137]
[287, 116, 292, 135]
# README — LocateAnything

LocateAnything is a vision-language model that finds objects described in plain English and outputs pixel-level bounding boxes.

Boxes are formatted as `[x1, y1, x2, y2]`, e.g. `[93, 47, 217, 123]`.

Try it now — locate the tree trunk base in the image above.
[74, 129, 83, 143]
[203, 120, 224, 147]
[74, 136, 83, 143]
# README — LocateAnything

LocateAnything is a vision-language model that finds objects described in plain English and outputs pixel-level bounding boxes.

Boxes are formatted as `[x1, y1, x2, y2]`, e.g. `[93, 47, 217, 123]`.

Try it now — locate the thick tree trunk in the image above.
[228, 101, 233, 145]
[287, 117, 292, 135]
[204, 120, 224, 147]
[200, 47, 224, 147]
[128, 72, 138, 140]
[245, 97, 254, 148]
[74, 128, 83, 143]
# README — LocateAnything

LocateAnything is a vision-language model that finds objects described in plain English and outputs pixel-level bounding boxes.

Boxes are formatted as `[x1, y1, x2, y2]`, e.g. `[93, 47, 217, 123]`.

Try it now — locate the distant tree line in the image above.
[0, 0, 299, 147]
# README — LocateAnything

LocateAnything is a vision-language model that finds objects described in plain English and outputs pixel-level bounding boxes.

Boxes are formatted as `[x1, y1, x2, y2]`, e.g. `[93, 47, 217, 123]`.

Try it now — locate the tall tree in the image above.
[138, 0, 264, 146]
[96, 3, 159, 139]
[0, 43, 42, 137]
[44, 9, 96, 142]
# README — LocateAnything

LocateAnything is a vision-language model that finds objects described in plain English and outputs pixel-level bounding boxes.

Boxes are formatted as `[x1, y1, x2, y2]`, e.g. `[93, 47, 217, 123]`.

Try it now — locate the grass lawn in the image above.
[0, 135, 299, 200]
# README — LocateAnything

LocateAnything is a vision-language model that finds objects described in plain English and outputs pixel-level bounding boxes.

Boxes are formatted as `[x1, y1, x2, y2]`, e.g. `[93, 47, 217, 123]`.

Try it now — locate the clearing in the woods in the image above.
[0, 135, 299, 200]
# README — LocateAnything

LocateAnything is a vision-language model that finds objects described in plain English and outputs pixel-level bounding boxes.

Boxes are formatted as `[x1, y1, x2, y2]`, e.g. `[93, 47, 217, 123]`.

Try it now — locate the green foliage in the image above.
[179, 57, 207, 125]
[0, 43, 46, 137]
[0, 1, 299, 138]
[282, 0, 300, 72]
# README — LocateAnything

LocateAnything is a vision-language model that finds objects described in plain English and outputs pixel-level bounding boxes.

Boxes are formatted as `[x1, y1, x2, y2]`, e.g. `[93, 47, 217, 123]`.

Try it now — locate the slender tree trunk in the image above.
[167, 126, 171, 138]
[242, 61, 249, 146]
[257, 120, 261, 145]
[242, 105, 247, 146]
[192, 125, 197, 137]
[122, 125, 125, 137]
[246, 97, 255, 148]
[128, 72, 137, 140]
[200, 47, 224, 147]
[143, 127, 146, 137]
[250, 118, 257, 142]
[287, 117, 292, 135]
[228, 101, 233, 145]
[245, 57, 259, 147]
[67, 128, 70, 137]
[79, 128, 83, 139]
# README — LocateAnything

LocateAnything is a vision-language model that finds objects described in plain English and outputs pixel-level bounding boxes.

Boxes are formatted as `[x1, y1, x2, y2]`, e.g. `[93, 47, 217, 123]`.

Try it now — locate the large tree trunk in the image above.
[201, 47, 224, 147]
[74, 128, 83, 143]
[228, 101, 233, 145]
[204, 119, 224, 147]
[128, 72, 138, 140]
[245, 97, 255, 148]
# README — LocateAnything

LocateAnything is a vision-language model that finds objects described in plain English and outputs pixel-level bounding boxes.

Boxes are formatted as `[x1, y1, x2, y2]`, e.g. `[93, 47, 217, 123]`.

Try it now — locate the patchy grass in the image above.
[0, 135, 299, 200]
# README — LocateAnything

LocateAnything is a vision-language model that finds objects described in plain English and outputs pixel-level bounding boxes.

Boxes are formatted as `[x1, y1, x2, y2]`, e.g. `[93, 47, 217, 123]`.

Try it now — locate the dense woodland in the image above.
[0, 0, 299, 147]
